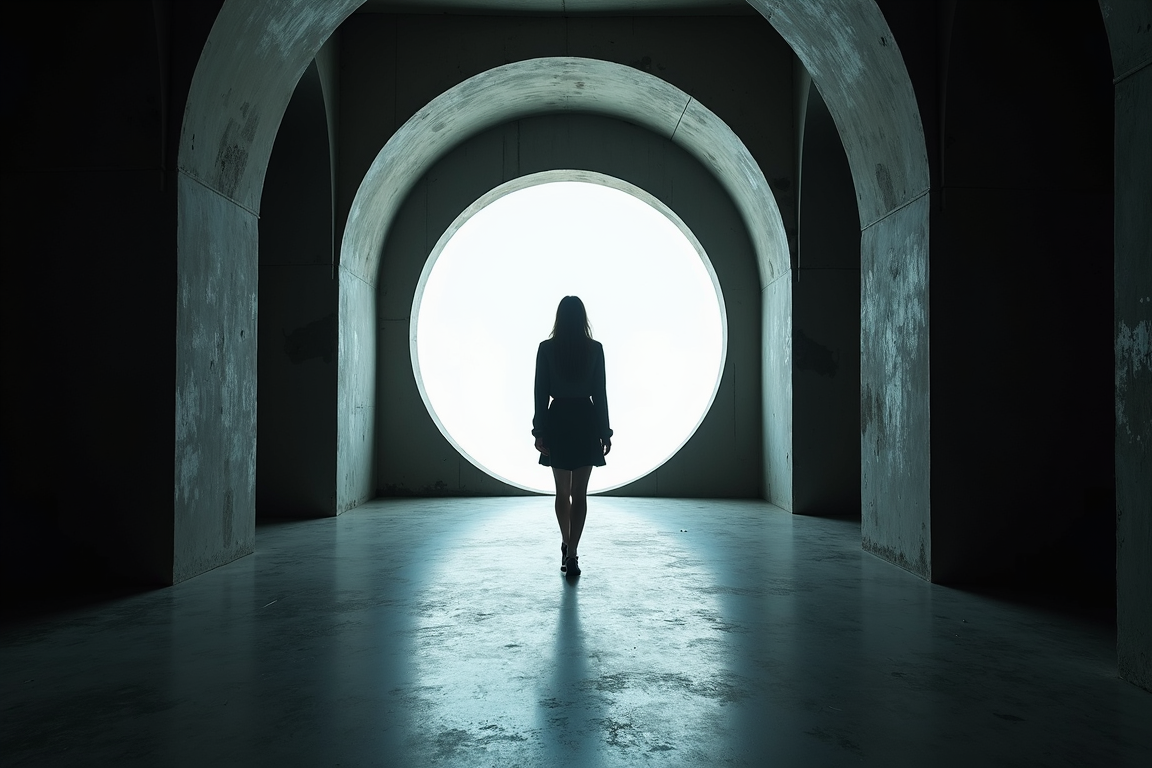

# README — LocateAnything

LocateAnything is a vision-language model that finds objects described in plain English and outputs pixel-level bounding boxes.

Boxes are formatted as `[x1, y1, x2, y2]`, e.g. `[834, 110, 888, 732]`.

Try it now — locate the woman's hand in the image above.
[535, 438, 549, 456]
[602, 437, 612, 456]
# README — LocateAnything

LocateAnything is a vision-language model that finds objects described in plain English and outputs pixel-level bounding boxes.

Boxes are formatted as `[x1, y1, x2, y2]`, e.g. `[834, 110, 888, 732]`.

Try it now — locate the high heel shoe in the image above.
[565, 555, 580, 575]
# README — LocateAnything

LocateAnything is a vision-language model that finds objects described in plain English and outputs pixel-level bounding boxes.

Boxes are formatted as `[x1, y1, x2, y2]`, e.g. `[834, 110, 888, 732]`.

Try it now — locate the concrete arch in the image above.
[175, 0, 930, 582]
[374, 111, 768, 499]
[335, 57, 789, 510]
[342, 57, 786, 288]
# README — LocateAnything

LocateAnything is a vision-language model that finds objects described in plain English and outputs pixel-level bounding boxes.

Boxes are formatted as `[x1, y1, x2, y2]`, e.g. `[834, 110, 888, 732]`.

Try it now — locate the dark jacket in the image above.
[532, 338, 613, 441]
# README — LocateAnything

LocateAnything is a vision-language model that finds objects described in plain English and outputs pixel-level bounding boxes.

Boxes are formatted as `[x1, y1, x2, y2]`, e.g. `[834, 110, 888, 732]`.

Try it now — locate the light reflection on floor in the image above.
[1, 497, 1148, 767]
[408, 502, 733, 763]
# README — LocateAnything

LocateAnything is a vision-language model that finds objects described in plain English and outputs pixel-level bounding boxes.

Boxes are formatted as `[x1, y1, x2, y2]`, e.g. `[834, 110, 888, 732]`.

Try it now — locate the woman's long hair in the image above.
[550, 295, 593, 380]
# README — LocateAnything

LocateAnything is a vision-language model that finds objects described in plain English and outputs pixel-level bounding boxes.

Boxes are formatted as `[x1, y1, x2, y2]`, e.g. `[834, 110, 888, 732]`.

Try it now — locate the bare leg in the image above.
[567, 465, 593, 558]
[552, 468, 573, 546]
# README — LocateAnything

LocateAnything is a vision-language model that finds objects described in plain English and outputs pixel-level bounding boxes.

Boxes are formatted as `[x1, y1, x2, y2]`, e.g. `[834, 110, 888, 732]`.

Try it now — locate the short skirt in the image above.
[538, 397, 606, 470]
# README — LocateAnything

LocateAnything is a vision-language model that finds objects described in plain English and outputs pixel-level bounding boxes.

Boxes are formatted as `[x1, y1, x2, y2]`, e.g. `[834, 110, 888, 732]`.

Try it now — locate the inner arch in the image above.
[340, 56, 791, 504]
[341, 57, 787, 289]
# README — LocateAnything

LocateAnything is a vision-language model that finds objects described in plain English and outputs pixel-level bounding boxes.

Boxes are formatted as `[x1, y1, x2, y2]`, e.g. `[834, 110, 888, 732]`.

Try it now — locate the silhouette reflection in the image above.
[404, 499, 736, 765]
[538, 580, 601, 764]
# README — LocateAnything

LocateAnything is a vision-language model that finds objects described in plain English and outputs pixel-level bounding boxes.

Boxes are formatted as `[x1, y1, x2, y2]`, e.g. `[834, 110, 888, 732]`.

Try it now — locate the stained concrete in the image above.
[336, 267, 377, 514]
[746, 0, 930, 228]
[177, 0, 359, 214]
[859, 195, 931, 579]
[3, 497, 1148, 766]
[761, 274, 793, 509]
[747, 0, 932, 573]
[174, 173, 258, 584]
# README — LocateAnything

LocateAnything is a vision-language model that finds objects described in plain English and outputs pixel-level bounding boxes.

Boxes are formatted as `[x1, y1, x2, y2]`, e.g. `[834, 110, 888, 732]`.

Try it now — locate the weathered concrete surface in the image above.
[749, 0, 930, 570]
[860, 195, 930, 579]
[337, 267, 377, 514]
[175, 0, 360, 581]
[374, 115, 766, 497]
[1099, 0, 1152, 77]
[174, 173, 258, 583]
[1102, 0, 1152, 691]
[761, 273, 793, 509]
[672, 96, 788, 287]
[747, 0, 929, 229]
[178, 0, 360, 214]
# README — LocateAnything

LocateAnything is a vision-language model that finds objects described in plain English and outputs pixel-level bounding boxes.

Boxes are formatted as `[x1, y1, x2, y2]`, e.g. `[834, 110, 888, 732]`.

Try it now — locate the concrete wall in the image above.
[334, 14, 798, 250]
[860, 195, 931, 577]
[174, 174, 258, 582]
[336, 266, 377, 513]
[335, 17, 796, 502]
[175, 0, 361, 578]
[375, 114, 763, 497]
[761, 273, 793, 508]
[1100, 0, 1152, 692]
[256, 62, 338, 518]
[749, 0, 933, 576]
[793, 86, 862, 517]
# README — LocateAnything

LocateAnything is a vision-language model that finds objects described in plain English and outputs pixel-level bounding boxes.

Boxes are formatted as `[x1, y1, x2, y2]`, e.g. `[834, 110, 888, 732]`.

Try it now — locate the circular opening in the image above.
[412, 172, 727, 494]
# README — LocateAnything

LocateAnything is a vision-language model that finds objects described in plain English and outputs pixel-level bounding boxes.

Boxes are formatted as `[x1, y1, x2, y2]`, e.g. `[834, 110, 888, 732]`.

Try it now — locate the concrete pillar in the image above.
[174, 174, 258, 581]
[859, 195, 931, 577]
[176, 0, 360, 579]
[749, 0, 932, 572]
[1100, 0, 1152, 693]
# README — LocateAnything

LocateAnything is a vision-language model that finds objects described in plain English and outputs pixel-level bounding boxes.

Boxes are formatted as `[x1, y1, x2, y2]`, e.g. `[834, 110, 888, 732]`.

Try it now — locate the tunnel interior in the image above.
[0, 0, 1143, 691]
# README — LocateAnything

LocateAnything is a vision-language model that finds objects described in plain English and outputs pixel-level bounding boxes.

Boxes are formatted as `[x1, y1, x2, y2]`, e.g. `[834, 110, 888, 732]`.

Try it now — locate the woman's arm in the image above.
[593, 342, 612, 444]
[532, 343, 550, 445]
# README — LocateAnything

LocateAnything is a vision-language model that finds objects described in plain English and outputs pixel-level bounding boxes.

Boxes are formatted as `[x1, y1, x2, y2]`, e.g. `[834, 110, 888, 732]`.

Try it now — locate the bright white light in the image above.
[412, 175, 726, 494]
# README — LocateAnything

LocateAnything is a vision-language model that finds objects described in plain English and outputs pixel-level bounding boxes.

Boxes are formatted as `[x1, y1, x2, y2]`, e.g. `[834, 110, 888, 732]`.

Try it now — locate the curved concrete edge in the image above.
[748, 0, 930, 229]
[340, 57, 788, 290]
[177, 0, 360, 211]
[1098, 0, 1152, 80]
[672, 97, 789, 286]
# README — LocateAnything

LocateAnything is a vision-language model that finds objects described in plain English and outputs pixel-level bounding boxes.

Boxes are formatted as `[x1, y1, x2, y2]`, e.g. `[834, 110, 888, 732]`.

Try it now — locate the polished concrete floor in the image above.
[2, 497, 1149, 767]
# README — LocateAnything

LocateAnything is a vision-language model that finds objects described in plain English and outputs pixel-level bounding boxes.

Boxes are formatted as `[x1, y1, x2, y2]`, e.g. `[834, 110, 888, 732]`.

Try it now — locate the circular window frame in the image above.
[410, 169, 729, 494]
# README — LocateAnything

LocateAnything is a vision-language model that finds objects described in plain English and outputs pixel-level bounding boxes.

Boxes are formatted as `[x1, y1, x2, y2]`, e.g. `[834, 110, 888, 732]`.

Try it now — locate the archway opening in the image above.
[412, 173, 727, 494]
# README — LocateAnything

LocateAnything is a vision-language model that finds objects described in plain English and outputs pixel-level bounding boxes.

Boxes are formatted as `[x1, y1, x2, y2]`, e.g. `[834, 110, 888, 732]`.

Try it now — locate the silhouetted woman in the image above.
[533, 296, 612, 576]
